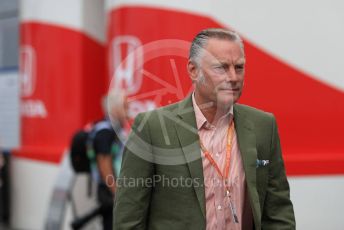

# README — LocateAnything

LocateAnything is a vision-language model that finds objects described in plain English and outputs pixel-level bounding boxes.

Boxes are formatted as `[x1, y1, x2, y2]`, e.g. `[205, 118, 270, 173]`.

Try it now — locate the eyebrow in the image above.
[215, 59, 245, 66]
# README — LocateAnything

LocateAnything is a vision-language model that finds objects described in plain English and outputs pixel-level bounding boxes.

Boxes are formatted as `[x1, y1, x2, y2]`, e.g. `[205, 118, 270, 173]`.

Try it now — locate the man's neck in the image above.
[194, 92, 231, 124]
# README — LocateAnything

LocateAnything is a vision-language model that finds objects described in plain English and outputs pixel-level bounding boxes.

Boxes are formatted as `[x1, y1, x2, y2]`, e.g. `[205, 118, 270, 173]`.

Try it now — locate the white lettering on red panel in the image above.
[20, 45, 48, 118]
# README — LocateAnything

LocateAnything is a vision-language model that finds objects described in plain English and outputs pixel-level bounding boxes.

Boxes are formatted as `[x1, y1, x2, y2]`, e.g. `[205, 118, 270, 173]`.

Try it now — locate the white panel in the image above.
[20, 0, 105, 43]
[289, 175, 344, 230]
[107, 0, 344, 91]
[105, 0, 210, 15]
[83, 0, 105, 44]
[0, 70, 20, 149]
[10, 157, 59, 229]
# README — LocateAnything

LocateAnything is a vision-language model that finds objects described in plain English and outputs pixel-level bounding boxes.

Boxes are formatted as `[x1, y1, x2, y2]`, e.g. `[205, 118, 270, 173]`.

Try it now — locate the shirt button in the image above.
[217, 205, 222, 210]
[215, 153, 220, 158]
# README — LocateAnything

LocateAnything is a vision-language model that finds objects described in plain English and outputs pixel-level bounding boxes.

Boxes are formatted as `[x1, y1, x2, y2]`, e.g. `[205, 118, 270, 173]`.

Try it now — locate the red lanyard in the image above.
[199, 121, 240, 223]
[199, 121, 235, 191]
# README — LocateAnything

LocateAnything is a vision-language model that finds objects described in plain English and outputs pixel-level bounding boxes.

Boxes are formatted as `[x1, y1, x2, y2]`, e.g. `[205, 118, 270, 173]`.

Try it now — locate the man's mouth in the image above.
[220, 88, 239, 92]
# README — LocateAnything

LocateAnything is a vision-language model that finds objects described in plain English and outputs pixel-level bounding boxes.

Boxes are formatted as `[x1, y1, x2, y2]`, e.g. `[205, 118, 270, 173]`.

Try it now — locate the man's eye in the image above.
[214, 66, 226, 73]
[235, 65, 244, 72]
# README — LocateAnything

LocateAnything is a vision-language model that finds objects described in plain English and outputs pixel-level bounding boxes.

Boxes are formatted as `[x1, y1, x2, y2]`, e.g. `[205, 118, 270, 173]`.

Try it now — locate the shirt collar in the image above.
[192, 92, 233, 130]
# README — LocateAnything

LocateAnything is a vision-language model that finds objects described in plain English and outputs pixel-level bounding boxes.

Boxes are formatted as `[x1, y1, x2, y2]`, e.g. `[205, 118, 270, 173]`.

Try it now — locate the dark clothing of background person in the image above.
[92, 119, 122, 230]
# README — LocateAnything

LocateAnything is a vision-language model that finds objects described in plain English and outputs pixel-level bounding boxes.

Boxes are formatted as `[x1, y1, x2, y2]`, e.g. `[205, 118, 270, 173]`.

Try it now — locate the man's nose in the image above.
[225, 66, 238, 82]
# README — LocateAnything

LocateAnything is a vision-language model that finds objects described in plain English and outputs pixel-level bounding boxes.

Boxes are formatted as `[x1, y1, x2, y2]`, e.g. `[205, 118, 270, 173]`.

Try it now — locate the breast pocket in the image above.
[256, 151, 270, 207]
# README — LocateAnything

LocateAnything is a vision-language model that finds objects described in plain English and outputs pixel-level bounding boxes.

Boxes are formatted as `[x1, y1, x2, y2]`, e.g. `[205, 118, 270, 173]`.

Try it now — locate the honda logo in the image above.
[110, 36, 143, 95]
[20, 45, 36, 97]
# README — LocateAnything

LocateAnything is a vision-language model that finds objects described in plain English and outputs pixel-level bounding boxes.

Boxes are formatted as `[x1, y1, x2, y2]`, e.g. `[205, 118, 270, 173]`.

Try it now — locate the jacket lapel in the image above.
[233, 105, 261, 227]
[174, 95, 206, 219]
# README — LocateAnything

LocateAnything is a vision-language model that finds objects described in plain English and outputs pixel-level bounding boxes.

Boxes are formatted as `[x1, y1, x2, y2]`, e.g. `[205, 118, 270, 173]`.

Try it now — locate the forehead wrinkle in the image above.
[212, 57, 246, 66]
[201, 43, 245, 66]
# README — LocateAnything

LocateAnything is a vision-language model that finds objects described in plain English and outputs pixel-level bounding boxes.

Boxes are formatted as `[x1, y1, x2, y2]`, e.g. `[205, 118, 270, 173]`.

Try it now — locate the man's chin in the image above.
[217, 92, 237, 102]
[216, 98, 235, 110]
[218, 91, 241, 105]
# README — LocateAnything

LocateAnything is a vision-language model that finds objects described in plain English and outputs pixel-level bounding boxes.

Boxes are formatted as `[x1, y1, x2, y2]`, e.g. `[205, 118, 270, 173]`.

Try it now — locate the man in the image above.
[90, 89, 128, 230]
[114, 28, 295, 230]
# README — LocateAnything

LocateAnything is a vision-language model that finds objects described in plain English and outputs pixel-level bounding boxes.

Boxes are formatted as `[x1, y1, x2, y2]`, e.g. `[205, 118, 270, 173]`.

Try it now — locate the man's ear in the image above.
[187, 60, 198, 82]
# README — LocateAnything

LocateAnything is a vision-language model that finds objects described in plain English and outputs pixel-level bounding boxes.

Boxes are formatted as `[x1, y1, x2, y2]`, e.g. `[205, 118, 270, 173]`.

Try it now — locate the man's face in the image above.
[188, 38, 246, 110]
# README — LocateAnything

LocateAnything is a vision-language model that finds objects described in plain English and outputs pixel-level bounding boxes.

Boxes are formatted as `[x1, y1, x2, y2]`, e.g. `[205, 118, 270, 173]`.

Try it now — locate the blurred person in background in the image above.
[0, 148, 10, 226]
[90, 89, 128, 230]
[114, 28, 295, 230]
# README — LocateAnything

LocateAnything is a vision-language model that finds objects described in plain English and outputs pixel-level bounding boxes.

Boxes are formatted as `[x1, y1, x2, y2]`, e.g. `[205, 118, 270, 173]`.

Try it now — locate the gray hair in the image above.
[189, 28, 244, 65]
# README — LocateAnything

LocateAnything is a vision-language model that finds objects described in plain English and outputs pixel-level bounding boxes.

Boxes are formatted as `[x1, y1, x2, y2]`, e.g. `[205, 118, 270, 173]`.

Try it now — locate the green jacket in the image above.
[113, 95, 295, 230]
